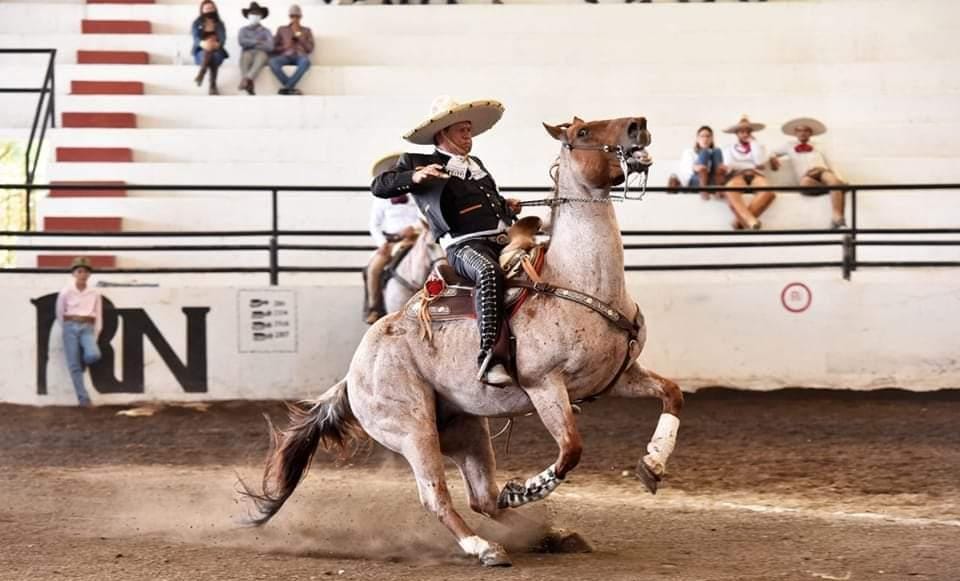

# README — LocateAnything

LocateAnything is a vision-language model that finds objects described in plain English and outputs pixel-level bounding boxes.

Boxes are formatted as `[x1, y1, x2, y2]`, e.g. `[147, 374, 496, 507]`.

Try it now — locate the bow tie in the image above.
[795, 143, 814, 153]
[390, 195, 409, 205]
[736, 141, 751, 154]
[442, 154, 487, 181]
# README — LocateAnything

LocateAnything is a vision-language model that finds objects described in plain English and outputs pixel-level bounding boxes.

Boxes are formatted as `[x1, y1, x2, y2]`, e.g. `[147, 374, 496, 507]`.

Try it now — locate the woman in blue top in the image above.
[192, 0, 228, 95]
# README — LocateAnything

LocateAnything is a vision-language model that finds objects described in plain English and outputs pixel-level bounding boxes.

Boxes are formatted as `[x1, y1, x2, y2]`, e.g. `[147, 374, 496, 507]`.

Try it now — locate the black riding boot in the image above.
[208, 63, 220, 95]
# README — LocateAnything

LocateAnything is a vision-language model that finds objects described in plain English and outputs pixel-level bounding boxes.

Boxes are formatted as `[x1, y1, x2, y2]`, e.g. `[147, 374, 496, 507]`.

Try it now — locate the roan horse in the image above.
[380, 224, 445, 316]
[243, 116, 684, 567]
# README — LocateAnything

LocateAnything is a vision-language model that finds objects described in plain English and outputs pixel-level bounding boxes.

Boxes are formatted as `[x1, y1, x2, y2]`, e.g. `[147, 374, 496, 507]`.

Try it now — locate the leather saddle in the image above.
[404, 217, 545, 324]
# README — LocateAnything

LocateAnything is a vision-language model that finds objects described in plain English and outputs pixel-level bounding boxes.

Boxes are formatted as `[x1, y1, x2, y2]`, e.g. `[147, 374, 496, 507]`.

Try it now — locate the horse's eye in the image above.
[577, 128, 589, 138]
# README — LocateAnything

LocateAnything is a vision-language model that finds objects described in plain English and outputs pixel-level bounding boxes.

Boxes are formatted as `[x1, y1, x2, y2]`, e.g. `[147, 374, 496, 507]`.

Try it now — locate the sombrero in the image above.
[241, 1, 269, 18]
[70, 256, 93, 272]
[403, 96, 505, 145]
[723, 115, 765, 134]
[782, 117, 827, 136]
[371, 152, 402, 177]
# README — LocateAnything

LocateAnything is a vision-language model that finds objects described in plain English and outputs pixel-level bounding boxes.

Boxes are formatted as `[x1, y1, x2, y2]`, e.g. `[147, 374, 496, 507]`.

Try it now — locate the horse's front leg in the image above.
[607, 362, 683, 494]
[498, 375, 581, 509]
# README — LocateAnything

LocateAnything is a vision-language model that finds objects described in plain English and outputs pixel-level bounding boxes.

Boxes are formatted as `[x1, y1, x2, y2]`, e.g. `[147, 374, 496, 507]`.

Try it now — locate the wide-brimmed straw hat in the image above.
[371, 152, 402, 177]
[723, 115, 765, 134]
[782, 117, 827, 136]
[403, 96, 505, 145]
[70, 256, 93, 272]
[241, 1, 269, 18]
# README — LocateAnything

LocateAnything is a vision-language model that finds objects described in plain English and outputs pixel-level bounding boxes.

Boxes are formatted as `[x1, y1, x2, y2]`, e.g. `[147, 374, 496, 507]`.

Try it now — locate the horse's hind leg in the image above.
[402, 424, 512, 567]
[439, 414, 592, 554]
[497, 375, 581, 509]
[607, 363, 683, 494]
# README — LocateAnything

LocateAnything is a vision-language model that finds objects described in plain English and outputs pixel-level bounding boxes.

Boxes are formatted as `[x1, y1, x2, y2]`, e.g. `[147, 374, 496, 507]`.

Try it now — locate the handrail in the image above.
[0, 182, 956, 283]
[0, 48, 58, 231]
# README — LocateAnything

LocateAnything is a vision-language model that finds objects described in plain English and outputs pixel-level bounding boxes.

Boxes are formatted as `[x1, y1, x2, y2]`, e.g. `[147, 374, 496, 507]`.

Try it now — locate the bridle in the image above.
[520, 126, 653, 208]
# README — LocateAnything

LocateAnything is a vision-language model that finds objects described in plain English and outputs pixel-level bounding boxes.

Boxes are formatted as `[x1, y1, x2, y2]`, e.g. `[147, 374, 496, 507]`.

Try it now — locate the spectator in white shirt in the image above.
[365, 153, 424, 324]
[722, 115, 776, 230]
[668, 125, 727, 199]
[770, 117, 847, 229]
[55, 257, 103, 407]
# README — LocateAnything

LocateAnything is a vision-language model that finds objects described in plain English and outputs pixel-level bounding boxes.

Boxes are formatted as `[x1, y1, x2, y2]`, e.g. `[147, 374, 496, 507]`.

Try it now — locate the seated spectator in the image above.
[191, 0, 228, 95]
[770, 117, 848, 229]
[269, 5, 314, 95]
[365, 153, 423, 324]
[237, 2, 274, 95]
[722, 115, 776, 230]
[668, 125, 726, 199]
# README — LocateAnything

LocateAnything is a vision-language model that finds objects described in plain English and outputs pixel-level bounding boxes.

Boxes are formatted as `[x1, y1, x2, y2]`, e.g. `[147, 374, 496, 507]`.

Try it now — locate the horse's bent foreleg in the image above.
[608, 363, 683, 493]
[499, 377, 581, 509]
[404, 427, 511, 567]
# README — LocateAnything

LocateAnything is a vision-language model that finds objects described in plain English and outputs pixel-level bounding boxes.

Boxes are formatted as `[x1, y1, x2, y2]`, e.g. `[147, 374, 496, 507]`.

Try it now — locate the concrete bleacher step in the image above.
[81, 19, 152, 34]
[86, 0, 155, 4]
[56, 147, 134, 162]
[71, 80, 144, 95]
[43, 216, 123, 231]
[62, 112, 138, 128]
[37, 255, 117, 269]
[77, 50, 149, 64]
[49, 181, 129, 198]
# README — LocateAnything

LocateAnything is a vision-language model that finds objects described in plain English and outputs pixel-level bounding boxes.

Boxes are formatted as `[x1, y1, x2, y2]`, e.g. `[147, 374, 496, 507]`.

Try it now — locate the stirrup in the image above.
[477, 350, 495, 381]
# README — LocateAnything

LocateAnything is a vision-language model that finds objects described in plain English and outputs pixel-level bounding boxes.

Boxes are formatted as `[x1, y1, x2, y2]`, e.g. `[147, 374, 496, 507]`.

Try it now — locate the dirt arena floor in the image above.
[2, 388, 959, 581]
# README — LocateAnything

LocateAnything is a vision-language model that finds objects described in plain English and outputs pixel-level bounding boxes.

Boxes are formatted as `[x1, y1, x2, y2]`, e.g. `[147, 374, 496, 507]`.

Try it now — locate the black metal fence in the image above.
[0, 49, 57, 225]
[1, 182, 958, 284]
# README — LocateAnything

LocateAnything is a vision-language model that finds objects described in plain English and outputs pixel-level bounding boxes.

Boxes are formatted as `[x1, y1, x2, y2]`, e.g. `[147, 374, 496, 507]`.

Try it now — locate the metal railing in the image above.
[0, 48, 58, 230]
[0, 182, 958, 284]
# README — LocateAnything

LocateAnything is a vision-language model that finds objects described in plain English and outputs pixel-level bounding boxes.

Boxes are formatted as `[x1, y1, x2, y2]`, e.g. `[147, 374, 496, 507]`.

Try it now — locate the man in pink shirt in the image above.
[55, 257, 103, 406]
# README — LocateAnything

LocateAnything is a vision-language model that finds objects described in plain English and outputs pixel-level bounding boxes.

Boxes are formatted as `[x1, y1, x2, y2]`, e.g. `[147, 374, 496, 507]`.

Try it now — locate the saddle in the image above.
[403, 217, 545, 326]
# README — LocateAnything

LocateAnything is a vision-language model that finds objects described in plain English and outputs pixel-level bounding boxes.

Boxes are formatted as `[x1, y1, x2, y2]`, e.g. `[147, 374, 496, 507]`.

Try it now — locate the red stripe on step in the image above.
[38, 255, 116, 269]
[62, 112, 137, 129]
[71, 81, 144, 95]
[50, 181, 128, 198]
[56, 148, 133, 162]
[78, 50, 149, 65]
[81, 20, 152, 34]
[44, 217, 123, 232]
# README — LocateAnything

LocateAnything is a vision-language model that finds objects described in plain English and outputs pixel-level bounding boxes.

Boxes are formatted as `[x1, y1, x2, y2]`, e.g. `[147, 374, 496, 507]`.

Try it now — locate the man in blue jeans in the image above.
[55, 257, 103, 407]
[269, 4, 314, 95]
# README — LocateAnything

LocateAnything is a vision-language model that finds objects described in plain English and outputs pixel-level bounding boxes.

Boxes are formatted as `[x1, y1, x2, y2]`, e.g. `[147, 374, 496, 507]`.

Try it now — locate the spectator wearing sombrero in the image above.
[770, 117, 847, 229]
[237, 2, 274, 95]
[365, 152, 423, 324]
[55, 257, 103, 407]
[371, 96, 521, 387]
[721, 115, 776, 230]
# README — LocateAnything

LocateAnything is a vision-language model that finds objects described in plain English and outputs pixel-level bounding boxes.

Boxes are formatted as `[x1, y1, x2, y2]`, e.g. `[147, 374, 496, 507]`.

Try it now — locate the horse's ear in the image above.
[543, 122, 567, 142]
[573, 116, 585, 124]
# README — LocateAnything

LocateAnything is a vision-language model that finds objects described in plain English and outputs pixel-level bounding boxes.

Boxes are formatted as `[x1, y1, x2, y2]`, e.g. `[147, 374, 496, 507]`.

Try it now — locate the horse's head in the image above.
[543, 116, 652, 190]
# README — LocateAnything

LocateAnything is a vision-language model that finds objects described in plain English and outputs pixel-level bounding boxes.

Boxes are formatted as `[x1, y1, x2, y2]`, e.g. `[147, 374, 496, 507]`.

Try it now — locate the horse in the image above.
[381, 223, 446, 315]
[242, 116, 684, 567]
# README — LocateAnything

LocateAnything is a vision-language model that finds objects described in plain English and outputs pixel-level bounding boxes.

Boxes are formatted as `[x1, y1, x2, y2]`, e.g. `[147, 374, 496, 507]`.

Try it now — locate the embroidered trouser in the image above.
[448, 238, 506, 364]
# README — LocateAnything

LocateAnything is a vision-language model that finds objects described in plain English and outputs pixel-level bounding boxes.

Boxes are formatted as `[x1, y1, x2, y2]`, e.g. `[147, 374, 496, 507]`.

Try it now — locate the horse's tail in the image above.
[239, 379, 363, 526]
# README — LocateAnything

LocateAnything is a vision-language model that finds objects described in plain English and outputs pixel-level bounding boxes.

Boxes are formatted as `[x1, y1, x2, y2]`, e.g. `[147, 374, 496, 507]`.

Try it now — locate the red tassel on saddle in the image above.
[425, 276, 445, 297]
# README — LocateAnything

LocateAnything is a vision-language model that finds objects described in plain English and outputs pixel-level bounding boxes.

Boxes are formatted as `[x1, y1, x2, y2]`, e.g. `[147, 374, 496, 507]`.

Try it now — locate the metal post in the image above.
[842, 234, 854, 281]
[25, 185, 32, 232]
[269, 189, 279, 285]
[850, 188, 858, 272]
[49, 50, 57, 129]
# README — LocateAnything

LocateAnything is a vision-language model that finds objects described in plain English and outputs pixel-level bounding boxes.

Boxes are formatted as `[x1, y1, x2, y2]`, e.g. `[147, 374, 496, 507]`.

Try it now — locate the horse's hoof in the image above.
[536, 528, 593, 554]
[479, 543, 512, 567]
[497, 479, 527, 509]
[635, 460, 662, 495]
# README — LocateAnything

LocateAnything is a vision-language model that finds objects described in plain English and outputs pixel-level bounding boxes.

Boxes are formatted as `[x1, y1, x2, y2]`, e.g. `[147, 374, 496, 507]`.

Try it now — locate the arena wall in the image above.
[2, 268, 957, 406]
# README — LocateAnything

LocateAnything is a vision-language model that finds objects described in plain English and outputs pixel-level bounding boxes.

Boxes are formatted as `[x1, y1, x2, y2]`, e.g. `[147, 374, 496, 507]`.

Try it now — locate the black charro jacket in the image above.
[371, 150, 516, 242]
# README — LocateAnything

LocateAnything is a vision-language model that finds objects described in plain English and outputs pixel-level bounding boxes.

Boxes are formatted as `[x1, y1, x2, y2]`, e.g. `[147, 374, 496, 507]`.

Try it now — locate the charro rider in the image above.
[371, 96, 521, 386]
[365, 153, 423, 324]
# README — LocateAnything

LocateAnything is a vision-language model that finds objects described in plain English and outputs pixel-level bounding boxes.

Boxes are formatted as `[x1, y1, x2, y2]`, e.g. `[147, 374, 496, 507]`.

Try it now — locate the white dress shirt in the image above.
[723, 139, 767, 175]
[772, 140, 839, 181]
[368, 196, 423, 246]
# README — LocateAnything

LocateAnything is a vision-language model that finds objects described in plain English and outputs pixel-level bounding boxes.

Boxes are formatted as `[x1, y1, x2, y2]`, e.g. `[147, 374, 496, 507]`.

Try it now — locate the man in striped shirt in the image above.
[55, 257, 103, 407]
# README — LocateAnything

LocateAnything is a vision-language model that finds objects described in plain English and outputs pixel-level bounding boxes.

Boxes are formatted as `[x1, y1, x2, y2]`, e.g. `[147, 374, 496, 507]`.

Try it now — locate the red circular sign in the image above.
[781, 282, 812, 313]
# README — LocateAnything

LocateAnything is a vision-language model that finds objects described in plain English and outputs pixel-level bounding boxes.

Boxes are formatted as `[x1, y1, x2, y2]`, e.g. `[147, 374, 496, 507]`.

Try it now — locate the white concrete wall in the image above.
[3, 269, 957, 406]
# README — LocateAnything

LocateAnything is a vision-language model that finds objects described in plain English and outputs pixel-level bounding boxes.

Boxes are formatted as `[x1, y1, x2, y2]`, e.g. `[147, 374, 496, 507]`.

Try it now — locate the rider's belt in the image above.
[440, 232, 510, 249]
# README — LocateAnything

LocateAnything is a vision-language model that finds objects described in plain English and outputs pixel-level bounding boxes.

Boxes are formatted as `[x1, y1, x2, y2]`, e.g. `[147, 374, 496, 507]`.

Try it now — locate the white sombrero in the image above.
[723, 115, 766, 134]
[370, 152, 402, 177]
[782, 117, 827, 136]
[403, 96, 505, 145]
